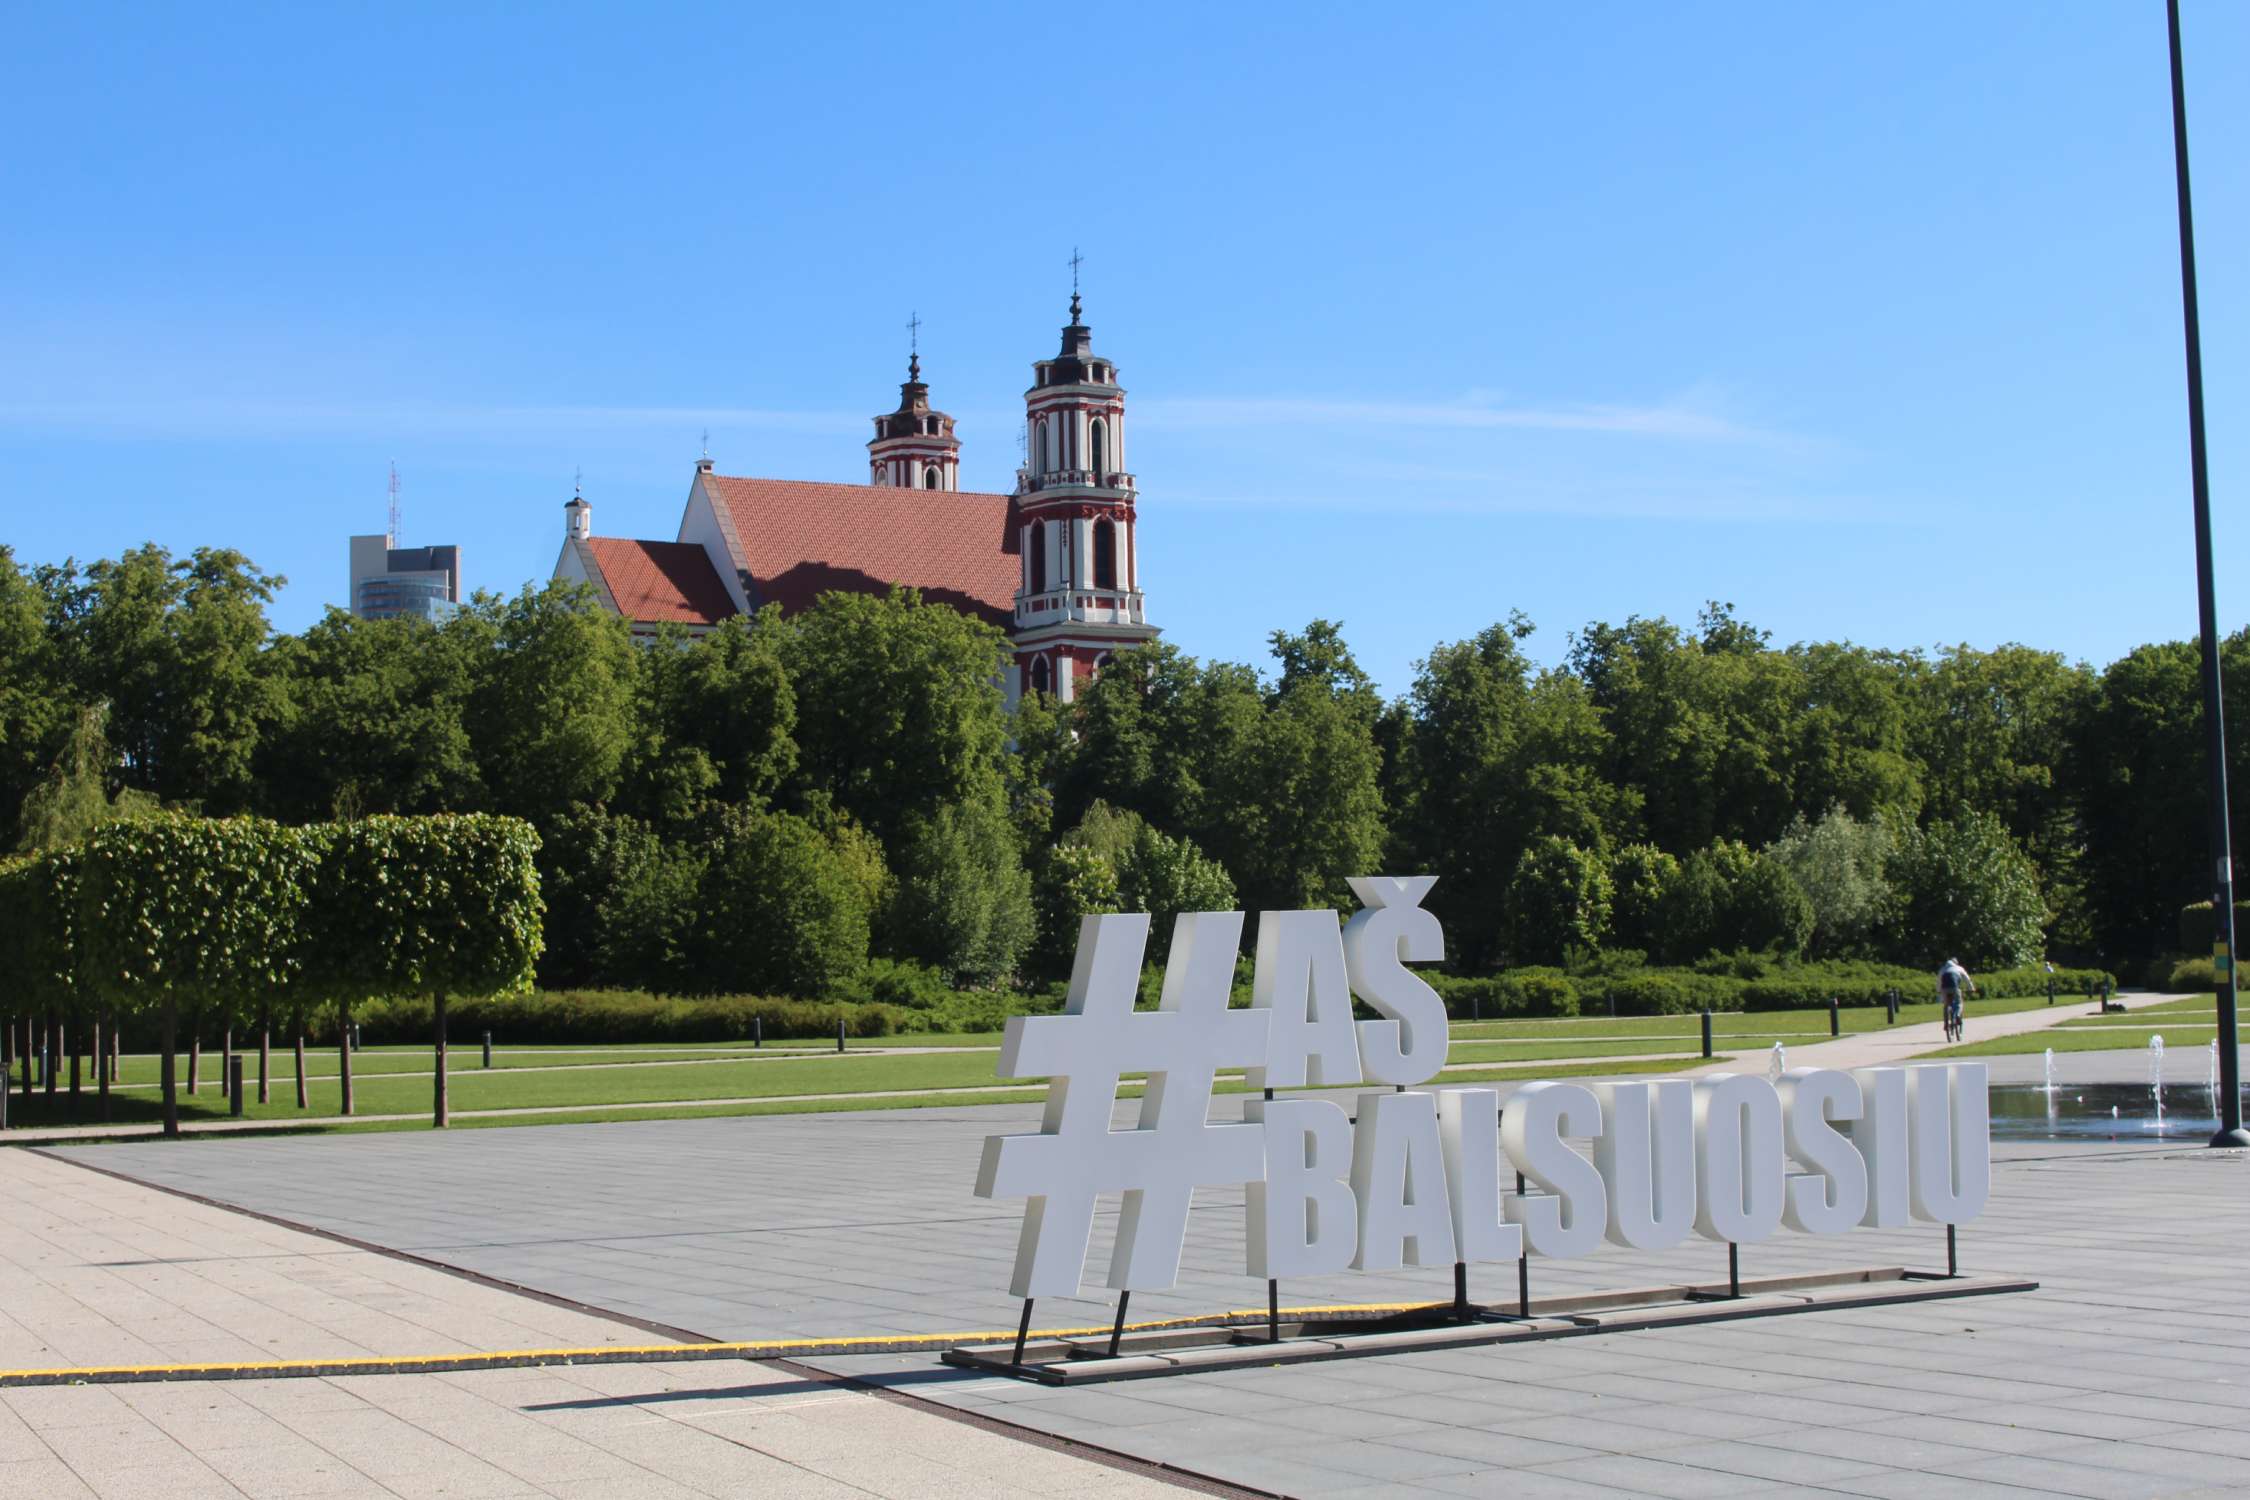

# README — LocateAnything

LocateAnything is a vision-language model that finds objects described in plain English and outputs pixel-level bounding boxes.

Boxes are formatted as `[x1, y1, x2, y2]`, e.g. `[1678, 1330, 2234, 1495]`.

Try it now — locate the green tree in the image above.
[15, 704, 159, 851]
[882, 794, 1035, 985]
[1032, 842, 1121, 977]
[1767, 807, 1895, 958]
[41, 545, 281, 811]
[1730, 852, 1815, 957]
[466, 583, 637, 818]
[678, 806, 872, 996]
[1502, 836, 1612, 965]
[623, 613, 796, 823]
[80, 816, 311, 1135]
[0, 547, 67, 833]
[781, 588, 1013, 849]
[300, 815, 542, 1125]
[1115, 823, 1236, 963]
[535, 809, 699, 987]
[1606, 843, 1679, 956]
[1889, 812, 2046, 967]
[256, 610, 484, 821]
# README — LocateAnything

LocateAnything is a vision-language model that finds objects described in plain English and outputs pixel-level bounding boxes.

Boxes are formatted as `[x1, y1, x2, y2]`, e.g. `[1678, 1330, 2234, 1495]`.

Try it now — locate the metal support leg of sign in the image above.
[1947, 1224, 1958, 1278]
[1515, 1170, 1530, 1316]
[1268, 1281, 1280, 1343]
[1107, 1293, 1130, 1357]
[1454, 1263, 1469, 1322]
[1011, 1300, 1034, 1367]
[1728, 1243, 1741, 1299]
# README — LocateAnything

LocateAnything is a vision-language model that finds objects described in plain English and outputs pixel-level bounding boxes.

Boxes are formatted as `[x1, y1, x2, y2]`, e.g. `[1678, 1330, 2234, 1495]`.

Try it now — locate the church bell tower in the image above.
[1010, 271, 1157, 701]
[868, 318, 960, 491]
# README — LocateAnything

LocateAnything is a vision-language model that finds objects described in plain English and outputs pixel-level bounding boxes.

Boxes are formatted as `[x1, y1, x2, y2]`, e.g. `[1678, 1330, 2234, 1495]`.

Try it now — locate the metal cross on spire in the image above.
[1068, 246, 1084, 320]
[907, 310, 921, 353]
[700, 427, 709, 461]
[573, 465, 582, 497]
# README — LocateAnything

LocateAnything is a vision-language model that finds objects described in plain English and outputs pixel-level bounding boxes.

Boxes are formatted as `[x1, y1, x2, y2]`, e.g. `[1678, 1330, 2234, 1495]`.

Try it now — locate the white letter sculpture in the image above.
[974, 910, 1269, 1297]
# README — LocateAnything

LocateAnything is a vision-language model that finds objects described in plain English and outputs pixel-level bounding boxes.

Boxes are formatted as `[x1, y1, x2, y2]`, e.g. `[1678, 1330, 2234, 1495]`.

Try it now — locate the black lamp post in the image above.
[2164, 0, 2249, 1148]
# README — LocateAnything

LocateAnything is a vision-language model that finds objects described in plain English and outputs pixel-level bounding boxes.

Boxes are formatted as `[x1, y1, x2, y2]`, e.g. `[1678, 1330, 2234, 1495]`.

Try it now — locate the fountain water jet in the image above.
[2148, 1034, 2167, 1130]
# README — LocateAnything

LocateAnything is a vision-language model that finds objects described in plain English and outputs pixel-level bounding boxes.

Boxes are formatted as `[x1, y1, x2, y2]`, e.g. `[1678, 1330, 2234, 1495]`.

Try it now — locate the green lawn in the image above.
[0, 989, 2101, 1137]
[62, 1052, 1718, 1140]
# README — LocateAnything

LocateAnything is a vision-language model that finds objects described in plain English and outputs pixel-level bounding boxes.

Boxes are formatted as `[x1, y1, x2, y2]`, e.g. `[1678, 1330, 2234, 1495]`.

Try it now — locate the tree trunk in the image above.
[294, 1032, 308, 1109]
[44, 1013, 56, 1097]
[337, 1005, 354, 1116]
[187, 1035, 200, 1096]
[110, 1023, 120, 1084]
[67, 1018, 79, 1101]
[432, 992, 448, 1128]
[220, 1027, 232, 1106]
[97, 1008, 111, 1123]
[160, 999, 179, 1138]
[258, 1011, 270, 1105]
[1, 1016, 10, 1130]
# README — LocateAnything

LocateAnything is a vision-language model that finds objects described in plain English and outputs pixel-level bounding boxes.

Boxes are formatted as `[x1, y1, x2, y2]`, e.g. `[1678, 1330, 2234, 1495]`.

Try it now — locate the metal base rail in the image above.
[944, 1265, 2037, 1385]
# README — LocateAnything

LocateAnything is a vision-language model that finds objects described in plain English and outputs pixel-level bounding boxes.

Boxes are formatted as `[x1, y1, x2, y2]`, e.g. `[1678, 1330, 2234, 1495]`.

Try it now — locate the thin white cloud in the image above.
[1134, 391, 1798, 447]
[0, 398, 864, 441]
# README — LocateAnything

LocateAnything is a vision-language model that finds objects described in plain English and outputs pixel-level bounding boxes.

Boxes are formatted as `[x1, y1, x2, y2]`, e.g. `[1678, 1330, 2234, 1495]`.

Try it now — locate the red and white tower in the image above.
[868, 348, 961, 491]
[1011, 289, 1157, 700]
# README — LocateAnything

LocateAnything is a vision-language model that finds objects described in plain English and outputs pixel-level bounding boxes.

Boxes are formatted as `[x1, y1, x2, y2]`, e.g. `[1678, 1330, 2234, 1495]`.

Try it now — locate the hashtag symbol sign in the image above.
[975, 909, 1270, 1299]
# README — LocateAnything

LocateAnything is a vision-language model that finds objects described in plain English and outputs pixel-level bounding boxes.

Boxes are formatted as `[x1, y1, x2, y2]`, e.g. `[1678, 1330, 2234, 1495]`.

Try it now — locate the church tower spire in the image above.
[1009, 257, 1157, 702]
[868, 314, 961, 490]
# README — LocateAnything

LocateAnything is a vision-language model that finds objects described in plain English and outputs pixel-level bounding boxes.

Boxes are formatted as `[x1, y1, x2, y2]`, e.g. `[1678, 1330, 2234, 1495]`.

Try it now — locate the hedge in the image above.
[350, 990, 913, 1045]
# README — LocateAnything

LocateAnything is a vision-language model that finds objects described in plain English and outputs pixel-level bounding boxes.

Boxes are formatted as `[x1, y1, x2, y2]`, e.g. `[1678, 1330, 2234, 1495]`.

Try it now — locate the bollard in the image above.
[229, 1056, 244, 1118]
[483, 1030, 493, 1069]
[1885, 988, 1897, 1026]
[754, 1016, 762, 1049]
[1828, 997, 1840, 1038]
[837, 1017, 846, 1054]
[1700, 1010, 1713, 1059]
[2047, 976, 2055, 1006]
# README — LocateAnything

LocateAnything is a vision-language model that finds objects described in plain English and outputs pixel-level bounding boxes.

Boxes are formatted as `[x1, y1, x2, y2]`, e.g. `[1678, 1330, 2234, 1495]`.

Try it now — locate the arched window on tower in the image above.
[1030, 655, 1051, 696]
[1029, 521, 1047, 593]
[1040, 419, 1055, 473]
[1093, 518, 1118, 590]
[924, 466, 940, 489]
[1090, 419, 1107, 478]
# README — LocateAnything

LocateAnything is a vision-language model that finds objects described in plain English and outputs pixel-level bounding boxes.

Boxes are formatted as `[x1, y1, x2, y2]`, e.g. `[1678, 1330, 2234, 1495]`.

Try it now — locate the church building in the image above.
[553, 295, 1156, 701]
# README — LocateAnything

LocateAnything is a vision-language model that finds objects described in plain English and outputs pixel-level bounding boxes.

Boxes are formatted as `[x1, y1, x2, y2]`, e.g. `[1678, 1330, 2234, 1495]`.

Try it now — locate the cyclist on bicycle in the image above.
[1938, 958, 1975, 1040]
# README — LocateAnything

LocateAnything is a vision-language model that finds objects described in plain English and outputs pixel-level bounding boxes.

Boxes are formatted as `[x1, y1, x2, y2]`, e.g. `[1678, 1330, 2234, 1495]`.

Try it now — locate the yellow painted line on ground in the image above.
[0, 1300, 1448, 1387]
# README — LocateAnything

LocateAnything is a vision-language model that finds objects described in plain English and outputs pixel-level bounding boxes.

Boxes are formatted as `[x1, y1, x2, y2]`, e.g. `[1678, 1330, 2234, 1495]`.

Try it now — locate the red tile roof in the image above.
[582, 538, 738, 626]
[704, 474, 1020, 627]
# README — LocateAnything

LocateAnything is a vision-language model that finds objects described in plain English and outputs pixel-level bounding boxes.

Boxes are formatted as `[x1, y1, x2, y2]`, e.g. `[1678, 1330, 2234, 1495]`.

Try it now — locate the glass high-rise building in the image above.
[348, 535, 461, 621]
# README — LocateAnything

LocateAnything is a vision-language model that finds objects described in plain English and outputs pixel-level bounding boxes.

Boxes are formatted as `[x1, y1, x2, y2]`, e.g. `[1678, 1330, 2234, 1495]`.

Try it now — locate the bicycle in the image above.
[1942, 992, 1964, 1043]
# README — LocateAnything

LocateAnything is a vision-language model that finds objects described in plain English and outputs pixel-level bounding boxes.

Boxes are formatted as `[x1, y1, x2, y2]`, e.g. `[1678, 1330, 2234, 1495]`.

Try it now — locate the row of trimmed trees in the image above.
[0, 812, 541, 1134]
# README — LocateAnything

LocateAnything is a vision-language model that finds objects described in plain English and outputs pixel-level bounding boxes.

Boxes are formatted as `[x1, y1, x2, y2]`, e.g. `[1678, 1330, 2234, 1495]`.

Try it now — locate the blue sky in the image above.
[3, 2, 2244, 695]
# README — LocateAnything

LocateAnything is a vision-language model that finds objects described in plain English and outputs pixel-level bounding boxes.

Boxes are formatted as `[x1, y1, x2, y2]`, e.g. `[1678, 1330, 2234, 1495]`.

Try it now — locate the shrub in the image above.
[1731, 854, 1814, 958]
[1607, 844, 1678, 954]
[1428, 970, 1580, 1019]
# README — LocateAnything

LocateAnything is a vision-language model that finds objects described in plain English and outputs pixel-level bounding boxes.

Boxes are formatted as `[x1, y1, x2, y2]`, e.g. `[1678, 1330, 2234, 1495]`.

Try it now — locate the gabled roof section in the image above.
[580, 537, 738, 627]
[702, 474, 1020, 627]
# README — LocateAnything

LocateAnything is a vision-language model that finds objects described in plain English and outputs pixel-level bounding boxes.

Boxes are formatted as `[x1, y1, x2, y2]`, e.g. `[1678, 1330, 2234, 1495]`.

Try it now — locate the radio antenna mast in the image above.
[386, 461, 401, 549]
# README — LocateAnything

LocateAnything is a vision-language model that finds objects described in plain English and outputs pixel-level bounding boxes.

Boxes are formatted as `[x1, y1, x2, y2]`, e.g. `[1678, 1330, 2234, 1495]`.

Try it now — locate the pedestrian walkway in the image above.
[1683, 988, 2182, 1076]
[0, 1150, 1189, 1498]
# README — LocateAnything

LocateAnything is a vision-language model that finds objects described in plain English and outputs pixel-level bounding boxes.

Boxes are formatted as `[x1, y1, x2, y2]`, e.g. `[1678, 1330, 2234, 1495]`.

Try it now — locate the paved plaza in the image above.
[22, 1046, 2248, 1498]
